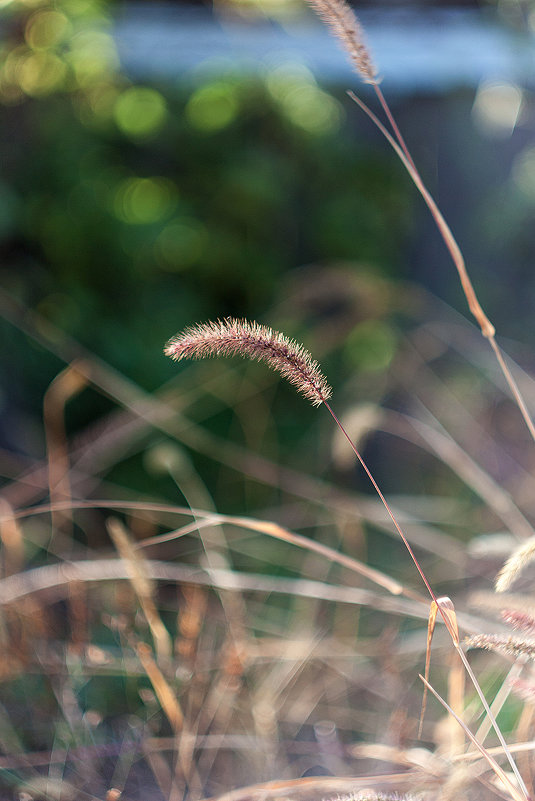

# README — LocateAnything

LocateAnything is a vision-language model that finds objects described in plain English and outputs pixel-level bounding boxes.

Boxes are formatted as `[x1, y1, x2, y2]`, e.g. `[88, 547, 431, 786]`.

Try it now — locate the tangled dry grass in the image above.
[1, 2, 535, 801]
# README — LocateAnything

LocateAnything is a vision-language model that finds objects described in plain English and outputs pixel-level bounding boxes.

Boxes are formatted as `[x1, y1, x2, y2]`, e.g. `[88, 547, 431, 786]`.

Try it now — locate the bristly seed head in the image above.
[495, 534, 535, 593]
[465, 633, 535, 661]
[305, 0, 378, 85]
[164, 318, 333, 407]
[502, 609, 535, 636]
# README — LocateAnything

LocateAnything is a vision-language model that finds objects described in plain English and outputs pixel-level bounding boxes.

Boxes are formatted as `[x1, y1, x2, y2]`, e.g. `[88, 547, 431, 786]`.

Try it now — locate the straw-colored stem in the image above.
[455, 644, 530, 800]
[373, 84, 416, 172]
[420, 675, 529, 801]
[488, 336, 535, 443]
[348, 90, 535, 445]
[323, 402, 442, 610]
[324, 400, 529, 797]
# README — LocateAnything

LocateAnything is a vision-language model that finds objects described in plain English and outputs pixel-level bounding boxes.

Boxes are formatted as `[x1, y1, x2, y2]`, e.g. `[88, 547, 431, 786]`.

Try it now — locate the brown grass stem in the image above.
[346, 89, 535, 445]
[346, 92, 493, 338]
[43, 361, 88, 536]
[323, 401, 441, 612]
[107, 517, 172, 664]
[372, 83, 416, 172]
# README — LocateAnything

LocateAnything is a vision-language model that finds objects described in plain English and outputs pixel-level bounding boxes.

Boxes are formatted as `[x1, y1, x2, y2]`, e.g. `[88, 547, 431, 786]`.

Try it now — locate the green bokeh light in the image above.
[68, 29, 118, 86]
[345, 319, 398, 372]
[155, 218, 208, 270]
[113, 177, 176, 224]
[18, 49, 66, 95]
[114, 86, 167, 138]
[266, 63, 343, 134]
[25, 10, 71, 49]
[185, 81, 239, 132]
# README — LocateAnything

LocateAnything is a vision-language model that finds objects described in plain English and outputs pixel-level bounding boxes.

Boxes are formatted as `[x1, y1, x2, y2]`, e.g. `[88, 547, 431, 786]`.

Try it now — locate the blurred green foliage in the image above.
[0, 0, 413, 437]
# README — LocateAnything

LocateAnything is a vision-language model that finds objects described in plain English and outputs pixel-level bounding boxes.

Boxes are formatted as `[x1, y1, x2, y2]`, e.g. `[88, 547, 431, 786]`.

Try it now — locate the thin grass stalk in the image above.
[134, 641, 183, 732]
[346, 90, 535, 445]
[420, 675, 528, 801]
[454, 646, 530, 799]
[475, 659, 526, 747]
[323, 401, 443, 614]
[43, 361, 88, 536]
[372, 84, 416, 172]
[106, 517, 172, 664]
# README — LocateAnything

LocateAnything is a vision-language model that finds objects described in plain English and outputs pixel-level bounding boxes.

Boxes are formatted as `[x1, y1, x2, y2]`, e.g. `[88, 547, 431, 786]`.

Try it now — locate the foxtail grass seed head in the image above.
[465, 633, 535, 661]
[305, 0, 378, 84]
[502, 610, 535, 636]
[164, 319, 333, 407]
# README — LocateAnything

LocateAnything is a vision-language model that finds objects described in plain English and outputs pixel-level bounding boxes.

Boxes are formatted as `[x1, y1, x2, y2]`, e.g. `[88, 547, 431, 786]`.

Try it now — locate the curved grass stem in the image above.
[347, 90, 535, 447]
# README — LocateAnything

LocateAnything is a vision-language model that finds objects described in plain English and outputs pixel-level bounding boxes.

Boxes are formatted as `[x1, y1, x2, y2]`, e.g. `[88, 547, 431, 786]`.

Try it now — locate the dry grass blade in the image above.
[455, 739, 535, 761]
[475, 660, 525, 750]
[201, 775, 425, 801]
[107, 516, 172, 663]
[454, 635, 529, 796]
[419, 597, 462, 746]
[138, 511, 410, 598]
[496, 536, 535, 593]
[0, 557, 438, 629]
[135, 641, 183, 733]
[390, 410, 535, 542]
[43, 360, 88, 535]
[165, 318, 332, 407]
[4, 498, 427, 600]
[419, 675, 528, 801]
[418, 598, 439, 739]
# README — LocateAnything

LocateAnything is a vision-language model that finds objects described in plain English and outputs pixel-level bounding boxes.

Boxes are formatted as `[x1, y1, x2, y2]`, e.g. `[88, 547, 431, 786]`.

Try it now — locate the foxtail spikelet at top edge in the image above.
[164, 318, 333, 407]
[305, 0, 378, 84]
